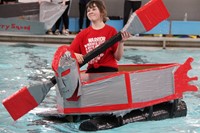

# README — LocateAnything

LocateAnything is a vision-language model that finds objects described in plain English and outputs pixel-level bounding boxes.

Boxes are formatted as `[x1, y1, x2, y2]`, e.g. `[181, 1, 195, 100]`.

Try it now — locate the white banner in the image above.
[39, 1, 67, 30]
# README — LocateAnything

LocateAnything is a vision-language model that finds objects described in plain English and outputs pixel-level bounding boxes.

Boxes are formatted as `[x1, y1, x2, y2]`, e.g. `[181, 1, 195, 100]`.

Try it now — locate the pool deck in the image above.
[1, 33, 200, 49]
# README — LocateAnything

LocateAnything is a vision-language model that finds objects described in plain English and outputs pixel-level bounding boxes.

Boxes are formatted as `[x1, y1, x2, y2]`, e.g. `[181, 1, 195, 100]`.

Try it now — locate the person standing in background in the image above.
[53, 0, 71, 35]
[79, 0, 91, 32]
[123, 0, 141, 26]
[45, 0, 70, 35]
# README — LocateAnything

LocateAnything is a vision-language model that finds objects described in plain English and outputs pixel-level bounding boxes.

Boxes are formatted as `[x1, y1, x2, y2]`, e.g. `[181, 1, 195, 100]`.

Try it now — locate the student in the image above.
[79, 0, 91, 31]
[70, 0, 131, 73]
[123, 0, 142, 26]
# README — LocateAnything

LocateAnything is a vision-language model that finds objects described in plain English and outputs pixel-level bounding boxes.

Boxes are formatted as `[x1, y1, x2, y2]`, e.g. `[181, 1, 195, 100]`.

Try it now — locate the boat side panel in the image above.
[79, 75, 128, 107]
[130, 67, 176, 103]
[57, 74, 128, 112]
[56, 73, 129, 114]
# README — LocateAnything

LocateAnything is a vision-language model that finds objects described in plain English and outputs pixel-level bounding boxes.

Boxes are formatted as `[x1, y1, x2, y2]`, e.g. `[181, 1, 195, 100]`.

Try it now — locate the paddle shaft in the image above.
[50, 32, 122, 85]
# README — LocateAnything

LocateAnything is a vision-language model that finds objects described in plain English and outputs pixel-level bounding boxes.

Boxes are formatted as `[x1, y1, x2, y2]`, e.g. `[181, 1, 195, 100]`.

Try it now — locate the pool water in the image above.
[0, 43, 199, 133]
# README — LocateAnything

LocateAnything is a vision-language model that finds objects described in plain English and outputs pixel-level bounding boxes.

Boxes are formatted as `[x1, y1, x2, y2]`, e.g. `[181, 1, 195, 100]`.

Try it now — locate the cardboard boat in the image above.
[2, 0, 198, 130]
[38, 46, 198, 131]
[2, 0, 171, 122]
[52, 49, 198, 116]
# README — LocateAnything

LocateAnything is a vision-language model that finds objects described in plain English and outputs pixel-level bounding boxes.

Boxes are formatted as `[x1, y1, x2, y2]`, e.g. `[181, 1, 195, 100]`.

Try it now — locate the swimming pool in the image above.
[0, 43, 199, 133]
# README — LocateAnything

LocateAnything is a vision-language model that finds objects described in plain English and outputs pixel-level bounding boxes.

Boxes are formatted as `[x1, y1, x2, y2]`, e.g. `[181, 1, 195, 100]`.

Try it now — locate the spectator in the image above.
[52, 0, 71, 35]
[45, 0, 70, 35]
[123, 0, 141, 26]
[54, 0, 70, 35]
[79, 0, 91, 31]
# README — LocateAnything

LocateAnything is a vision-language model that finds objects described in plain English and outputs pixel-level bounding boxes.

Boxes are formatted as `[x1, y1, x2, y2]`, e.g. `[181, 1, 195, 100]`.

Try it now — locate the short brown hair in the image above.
[86, 0, 108, 22]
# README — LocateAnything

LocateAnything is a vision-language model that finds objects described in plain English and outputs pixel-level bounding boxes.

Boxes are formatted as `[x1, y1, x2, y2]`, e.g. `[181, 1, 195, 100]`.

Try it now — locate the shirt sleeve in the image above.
[69, 33, 82, 54]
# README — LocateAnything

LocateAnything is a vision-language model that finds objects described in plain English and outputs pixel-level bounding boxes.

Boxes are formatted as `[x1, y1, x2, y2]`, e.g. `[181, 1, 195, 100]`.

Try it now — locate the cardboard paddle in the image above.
[2, 0, 169, 121]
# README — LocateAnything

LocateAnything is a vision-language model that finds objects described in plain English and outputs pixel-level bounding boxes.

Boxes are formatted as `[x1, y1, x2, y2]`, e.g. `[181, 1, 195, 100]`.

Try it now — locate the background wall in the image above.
[69, 0, 200, 21]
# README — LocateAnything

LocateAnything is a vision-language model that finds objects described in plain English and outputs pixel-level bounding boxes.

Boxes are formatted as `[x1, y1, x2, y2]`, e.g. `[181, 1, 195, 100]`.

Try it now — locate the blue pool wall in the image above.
[59, 18, 200, 36]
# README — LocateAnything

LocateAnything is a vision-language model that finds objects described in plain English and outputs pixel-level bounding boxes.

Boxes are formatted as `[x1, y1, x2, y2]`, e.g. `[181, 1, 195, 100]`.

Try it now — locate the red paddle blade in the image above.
[123, 0, 170, 34]
[3, 87, 38, 121]
[136, 0, 170, 31]
[2, 81, 53, 121]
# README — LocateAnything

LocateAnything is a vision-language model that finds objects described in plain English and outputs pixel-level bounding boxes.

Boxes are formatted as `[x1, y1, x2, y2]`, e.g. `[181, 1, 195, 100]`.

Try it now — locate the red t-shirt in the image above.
[70, 24, 119, 70]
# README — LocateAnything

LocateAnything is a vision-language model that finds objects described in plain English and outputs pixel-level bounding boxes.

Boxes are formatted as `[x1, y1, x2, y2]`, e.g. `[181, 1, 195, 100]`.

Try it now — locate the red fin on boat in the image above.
[174, 57, 198, 96]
